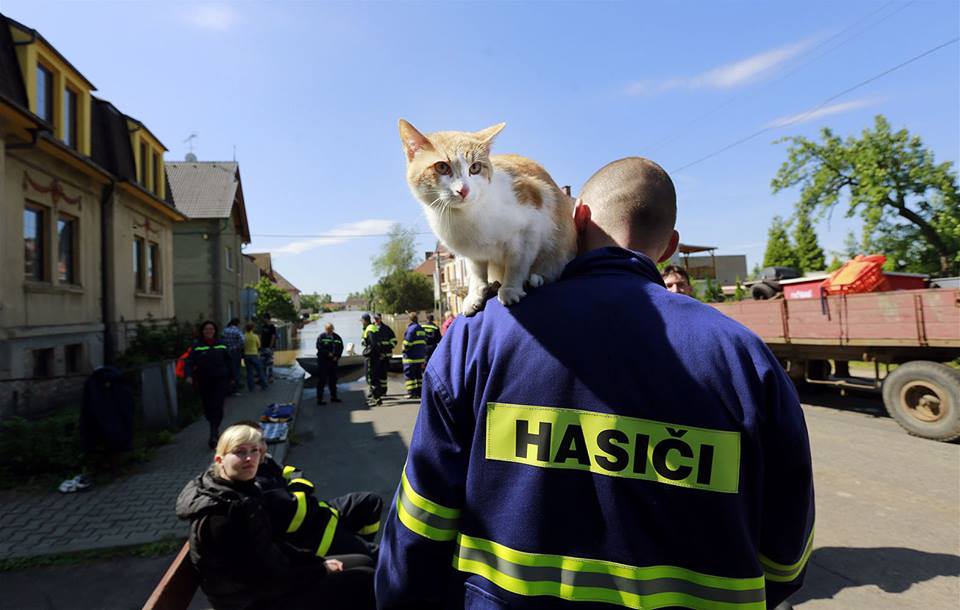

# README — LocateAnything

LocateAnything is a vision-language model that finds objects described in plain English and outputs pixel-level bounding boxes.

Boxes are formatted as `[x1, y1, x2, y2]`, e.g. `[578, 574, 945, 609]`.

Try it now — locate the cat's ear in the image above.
[476, 122, 506, 144]
[399, 119, 433, 162]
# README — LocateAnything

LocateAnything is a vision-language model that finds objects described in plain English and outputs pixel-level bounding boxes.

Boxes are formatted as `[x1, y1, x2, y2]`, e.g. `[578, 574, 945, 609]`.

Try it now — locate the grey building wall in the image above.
[172, 212, 246, 328]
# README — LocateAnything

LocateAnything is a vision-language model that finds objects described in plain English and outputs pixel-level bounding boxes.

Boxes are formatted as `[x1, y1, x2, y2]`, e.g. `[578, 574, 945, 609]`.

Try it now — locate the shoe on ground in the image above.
[405, 394, 417, 399]
[58, 475, 92, 494]
[375, 398, 383, 406]
[331, 397, 342, 403]
[317, 400, 327, 405]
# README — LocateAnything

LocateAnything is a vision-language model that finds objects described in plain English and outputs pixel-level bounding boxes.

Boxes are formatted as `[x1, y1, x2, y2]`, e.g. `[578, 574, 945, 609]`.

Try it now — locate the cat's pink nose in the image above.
[457, 185, 470, 199]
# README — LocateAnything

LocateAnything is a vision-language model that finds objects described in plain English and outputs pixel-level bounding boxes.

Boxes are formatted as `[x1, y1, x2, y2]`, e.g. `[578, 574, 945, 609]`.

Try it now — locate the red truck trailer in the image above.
[712, 288, 960, 441]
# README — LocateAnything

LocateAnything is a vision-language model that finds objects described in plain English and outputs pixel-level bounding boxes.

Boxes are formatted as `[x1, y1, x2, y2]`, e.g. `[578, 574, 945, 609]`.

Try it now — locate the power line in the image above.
[646, 1, 913, 155]
[671, 36, 959, 173]
[250, 231, 435, 239]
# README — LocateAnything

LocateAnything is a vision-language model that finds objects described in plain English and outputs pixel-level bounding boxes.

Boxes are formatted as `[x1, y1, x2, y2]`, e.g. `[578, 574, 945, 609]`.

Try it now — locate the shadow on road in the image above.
[797, 386, 889, 419]
[789, 546, 960, 605]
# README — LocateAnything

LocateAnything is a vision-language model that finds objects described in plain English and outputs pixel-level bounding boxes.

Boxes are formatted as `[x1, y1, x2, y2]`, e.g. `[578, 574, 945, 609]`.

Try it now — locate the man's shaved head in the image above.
[579, 157, 677, 255]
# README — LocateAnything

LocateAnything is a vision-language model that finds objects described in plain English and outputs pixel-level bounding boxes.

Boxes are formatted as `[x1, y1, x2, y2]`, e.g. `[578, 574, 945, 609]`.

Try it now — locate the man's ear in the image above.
[657, 230, 680, 263]
[573, 199, 591, 232]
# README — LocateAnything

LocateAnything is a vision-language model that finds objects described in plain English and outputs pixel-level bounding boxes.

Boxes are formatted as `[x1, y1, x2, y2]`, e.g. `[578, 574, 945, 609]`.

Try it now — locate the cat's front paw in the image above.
[528, 273, 544, 288]
[462, 292, 487, 317]
[498, 285, 526, 306]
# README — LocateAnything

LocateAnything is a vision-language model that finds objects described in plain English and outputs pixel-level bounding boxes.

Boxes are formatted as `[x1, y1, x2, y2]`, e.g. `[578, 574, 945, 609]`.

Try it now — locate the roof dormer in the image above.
[127, 118, 168, 200]
[8, 19, 95, 156]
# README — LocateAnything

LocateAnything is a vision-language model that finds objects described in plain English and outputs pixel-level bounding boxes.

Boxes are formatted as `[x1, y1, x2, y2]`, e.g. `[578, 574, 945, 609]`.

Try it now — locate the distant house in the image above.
[0, 14, 184, 417]
[247, 252, 302, 312]
[167, 160, 251, 326]
[669, 243, 748, 286]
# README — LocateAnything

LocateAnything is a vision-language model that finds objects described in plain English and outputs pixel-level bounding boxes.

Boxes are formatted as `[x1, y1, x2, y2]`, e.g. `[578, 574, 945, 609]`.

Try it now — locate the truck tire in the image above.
[752, 282, 777, 300]
[882, 361, 960, 441]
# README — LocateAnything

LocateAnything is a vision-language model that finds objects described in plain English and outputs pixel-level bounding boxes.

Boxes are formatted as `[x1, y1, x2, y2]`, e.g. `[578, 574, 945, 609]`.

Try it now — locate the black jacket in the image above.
[176, 468, 327, 610]
[315, 332, 344, 360]
[186, 340, 233, 380]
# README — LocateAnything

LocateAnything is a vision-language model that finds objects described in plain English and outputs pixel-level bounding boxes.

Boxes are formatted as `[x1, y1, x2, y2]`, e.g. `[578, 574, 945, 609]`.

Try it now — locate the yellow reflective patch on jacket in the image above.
[485, 403, 740, 493]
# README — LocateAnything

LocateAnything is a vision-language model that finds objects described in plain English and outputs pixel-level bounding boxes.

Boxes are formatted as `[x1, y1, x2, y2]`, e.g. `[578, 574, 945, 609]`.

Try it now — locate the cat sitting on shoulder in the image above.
[399, 119, 577, 315]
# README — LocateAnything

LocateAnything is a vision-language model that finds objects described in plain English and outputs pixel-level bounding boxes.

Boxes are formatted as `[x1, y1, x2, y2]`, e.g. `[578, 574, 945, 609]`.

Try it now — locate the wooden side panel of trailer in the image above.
[920, 289, 960, 345]
[712, 300, 787, 342]
[842, 291, 921, 345]
[785, 297, 842, 343]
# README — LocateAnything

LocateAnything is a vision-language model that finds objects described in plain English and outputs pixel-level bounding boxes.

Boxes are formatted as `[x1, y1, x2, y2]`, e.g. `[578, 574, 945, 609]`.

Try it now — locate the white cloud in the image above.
[627, 37, 817, 95]
[272, 219, 397, 256]
[766, 98, 877, 128]
[182, 3, 240, 31]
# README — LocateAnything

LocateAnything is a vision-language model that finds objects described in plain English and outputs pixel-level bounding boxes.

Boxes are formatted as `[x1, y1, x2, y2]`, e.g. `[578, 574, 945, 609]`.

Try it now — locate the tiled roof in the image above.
[0, 16, 28, 109]
[166, 161, 239, 219]
[414, 257, 436, 276]
[272, 269, 301, 295]
[246, 252, 274, 277]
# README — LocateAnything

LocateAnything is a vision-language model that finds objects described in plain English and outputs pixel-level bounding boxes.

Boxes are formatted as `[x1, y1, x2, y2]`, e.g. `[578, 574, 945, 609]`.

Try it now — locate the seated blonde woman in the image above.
[176, 424, 375, 610]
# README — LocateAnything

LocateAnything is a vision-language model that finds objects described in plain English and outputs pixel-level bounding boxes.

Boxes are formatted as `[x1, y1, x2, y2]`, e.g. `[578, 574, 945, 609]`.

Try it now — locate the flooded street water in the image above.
[294, 310, 369, 386]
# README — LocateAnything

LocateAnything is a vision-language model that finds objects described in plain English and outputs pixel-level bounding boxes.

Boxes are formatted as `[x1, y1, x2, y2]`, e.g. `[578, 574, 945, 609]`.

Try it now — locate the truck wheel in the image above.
[752, 282, 777, 300]
[882, 361, 960, 441]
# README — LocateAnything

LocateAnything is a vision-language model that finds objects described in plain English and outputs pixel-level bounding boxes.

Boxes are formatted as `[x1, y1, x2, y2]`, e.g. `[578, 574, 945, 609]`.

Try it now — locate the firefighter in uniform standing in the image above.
[315, 323, 344, 405]
[421, 313, 441, 366]
[402, 312, 427, 399]
[375, 158, 815, 610]
[361, 314, 384, 406]
[374, 313, 396, 399]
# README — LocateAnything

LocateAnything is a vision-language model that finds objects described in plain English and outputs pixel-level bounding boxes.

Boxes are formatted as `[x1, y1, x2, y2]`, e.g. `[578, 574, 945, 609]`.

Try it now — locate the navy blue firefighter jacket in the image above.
[375, 247, 815, 610]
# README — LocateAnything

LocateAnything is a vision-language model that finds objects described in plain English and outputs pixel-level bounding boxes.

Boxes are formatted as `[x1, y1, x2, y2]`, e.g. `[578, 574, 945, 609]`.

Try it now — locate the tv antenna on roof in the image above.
[184, 133, 199, 162]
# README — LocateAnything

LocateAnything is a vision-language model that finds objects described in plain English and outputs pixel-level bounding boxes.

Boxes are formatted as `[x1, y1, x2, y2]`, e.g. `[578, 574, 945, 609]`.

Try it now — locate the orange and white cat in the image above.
[399, 119, 577, 315]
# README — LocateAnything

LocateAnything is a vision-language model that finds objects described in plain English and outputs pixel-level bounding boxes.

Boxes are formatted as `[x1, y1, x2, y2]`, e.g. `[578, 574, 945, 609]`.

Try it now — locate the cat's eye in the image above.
[469, 162, 483, 175]
[434, 161, 451, 175]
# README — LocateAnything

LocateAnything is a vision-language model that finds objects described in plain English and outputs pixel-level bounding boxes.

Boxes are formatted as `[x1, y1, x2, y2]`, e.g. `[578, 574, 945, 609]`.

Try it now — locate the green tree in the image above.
[251, 277, 298, 323]
[792, 209, 825, 272]
[733, 277, 746, 301]
[772, 115, 960, 275]
[762, 215, 800, 269]
[372, 224, 418, 277]
[697, 278, 725, 303]
[826, 256, 843, 272]
[373, 271, 433, 313]
[300, 292, 333, 312]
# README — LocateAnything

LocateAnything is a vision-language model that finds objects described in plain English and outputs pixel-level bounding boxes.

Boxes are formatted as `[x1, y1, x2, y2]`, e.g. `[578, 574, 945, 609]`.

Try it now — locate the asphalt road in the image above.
[787, 387, 960, 609]
[2, 381, 957, 609]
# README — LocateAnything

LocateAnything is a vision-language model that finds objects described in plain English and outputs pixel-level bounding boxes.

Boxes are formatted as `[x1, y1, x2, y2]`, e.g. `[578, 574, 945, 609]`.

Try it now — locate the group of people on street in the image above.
[183, 314, 278, 449]
[359, 312, 441, 405]
[178, 157, 813, 610]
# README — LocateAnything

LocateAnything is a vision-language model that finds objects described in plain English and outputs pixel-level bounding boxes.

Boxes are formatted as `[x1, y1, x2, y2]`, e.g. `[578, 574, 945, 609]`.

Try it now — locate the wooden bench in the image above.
[142, 541, 201, 610]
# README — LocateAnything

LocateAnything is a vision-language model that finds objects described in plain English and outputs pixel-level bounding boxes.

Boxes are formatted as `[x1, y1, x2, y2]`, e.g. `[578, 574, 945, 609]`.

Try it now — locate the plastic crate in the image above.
[821, 255, 890, 296]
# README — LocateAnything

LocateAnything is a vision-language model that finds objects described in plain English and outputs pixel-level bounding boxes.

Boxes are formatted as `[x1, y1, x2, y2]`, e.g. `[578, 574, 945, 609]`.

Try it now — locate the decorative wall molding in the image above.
[132, 216, 160, 235]
[22, 171, 82, 208]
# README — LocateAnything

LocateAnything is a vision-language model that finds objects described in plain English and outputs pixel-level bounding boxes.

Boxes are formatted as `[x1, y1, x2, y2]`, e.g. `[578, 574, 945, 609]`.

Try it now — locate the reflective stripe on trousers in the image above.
[453, 533, 767, 610]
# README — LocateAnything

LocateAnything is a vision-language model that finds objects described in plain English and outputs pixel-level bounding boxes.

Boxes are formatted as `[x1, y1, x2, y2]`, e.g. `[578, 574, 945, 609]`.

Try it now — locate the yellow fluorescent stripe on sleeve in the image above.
[759, 529, 815, 582]
[288, 477, 314, 488]
[396, 492, 457, 541]
[358, 520, 380, 535]
[400, 470, 461, 519]
[315, 510, 339, 556]
[282, 465, 296, 479]
[286, 491, 307, 533]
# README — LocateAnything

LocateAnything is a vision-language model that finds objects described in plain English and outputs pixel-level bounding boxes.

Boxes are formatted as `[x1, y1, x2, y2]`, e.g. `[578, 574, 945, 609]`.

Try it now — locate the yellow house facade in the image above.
[0, 15, 184, 417]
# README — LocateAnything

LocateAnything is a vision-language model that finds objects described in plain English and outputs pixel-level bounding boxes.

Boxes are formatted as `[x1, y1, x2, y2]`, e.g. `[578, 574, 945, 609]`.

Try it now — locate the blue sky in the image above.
[8, 0, 958, 298]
